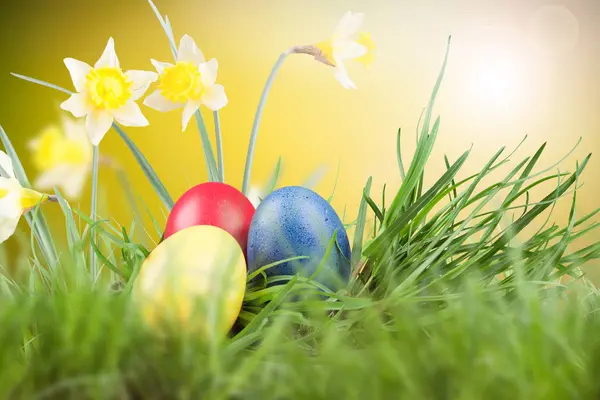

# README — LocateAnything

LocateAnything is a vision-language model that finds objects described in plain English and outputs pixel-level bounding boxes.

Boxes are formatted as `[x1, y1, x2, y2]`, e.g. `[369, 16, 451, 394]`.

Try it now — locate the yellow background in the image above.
[1, 1, 598, 274]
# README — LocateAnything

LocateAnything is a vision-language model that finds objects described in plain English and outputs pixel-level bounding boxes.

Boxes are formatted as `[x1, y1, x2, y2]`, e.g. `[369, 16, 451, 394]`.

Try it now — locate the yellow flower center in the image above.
[0, 188, 8, 199]
[86, 67, 132, 110]
[356, 32, 375, 67]
[32, 126, 90, 171]
[158, 62, 204, 103]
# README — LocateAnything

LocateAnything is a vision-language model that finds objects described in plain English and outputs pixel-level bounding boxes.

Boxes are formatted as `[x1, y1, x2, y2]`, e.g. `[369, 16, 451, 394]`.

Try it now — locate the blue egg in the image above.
[247, 186, 351, 291]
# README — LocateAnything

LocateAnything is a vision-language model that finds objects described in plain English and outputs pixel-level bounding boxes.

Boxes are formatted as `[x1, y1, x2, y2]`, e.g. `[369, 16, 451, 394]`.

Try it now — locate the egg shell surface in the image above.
[164, 182, 255, 255]
[247, 186, 351, 291]
[134, 225, 247, 339]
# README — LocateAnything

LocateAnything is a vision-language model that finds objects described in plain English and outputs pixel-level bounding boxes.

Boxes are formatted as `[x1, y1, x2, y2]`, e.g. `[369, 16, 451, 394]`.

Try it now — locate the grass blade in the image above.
[351, 177, 372, 271]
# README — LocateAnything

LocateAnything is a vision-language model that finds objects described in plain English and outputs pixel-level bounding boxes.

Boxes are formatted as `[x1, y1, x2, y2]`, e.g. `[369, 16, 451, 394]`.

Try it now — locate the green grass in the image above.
[2, 3, 600, 397]
[2, 260, 600, 399]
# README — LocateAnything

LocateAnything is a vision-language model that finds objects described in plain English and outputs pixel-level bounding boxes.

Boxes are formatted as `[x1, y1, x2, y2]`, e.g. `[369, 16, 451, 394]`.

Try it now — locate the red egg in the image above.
[164, 183, 255, 254]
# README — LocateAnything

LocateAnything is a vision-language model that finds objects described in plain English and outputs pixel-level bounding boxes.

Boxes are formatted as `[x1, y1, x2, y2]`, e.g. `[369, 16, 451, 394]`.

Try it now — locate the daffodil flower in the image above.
[314, 11, 375, 89]
[0, 151, 51, 244]
[29, 116, 93, 199]
[60, 37, 158, 146]
[143, 35, 228, 132]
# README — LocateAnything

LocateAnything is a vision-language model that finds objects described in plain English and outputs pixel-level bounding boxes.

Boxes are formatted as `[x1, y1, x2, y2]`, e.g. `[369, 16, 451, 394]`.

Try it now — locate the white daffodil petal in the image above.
[199, 59, 218, 86]
[85, 111, 114, 146]
[95, 37, 119, 69]
[247, 187, 263, 208]
[113, 102, 149, 127]
[34, 166, 69, 192]
[0, 177, 22, 217]
[126, 70, 158, 100]
[61, 93, 91, 118]
[63, 167, 90, 199]
[334, 11, 365, 39]
[62, 116, 89, 142]
[0, 215, 20, 245]
[333, 63, 357, 89]
[34, 165, 88, 199]
[333, 40, 367, 61]
[177, 34, 205, 65]
[151, 59, 173, 74]
[0, 150, 15, 179]
[200, 84, 228, 111]
[143, 90, 183, 112]
[64, 58, 91, 92]
[181, 101, 200, 132]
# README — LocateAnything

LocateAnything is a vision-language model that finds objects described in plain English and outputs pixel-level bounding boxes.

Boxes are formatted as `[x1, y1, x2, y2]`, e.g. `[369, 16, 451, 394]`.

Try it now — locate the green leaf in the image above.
[111, 124, 174, 210]
[351, 177, 372, 271]
[264, 157, 283, 194]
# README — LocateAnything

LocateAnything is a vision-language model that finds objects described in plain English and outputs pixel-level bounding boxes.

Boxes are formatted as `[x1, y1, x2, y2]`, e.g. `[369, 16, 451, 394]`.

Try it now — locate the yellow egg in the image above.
[133, 225, 247, 339]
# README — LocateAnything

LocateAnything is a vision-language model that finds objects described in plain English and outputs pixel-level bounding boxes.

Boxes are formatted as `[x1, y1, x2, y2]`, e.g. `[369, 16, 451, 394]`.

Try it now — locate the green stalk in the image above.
[214, 111, 225, 182]
[242, 51, 290, 195]
[90, 146, 99, 278]
[194, 111, 220, 182]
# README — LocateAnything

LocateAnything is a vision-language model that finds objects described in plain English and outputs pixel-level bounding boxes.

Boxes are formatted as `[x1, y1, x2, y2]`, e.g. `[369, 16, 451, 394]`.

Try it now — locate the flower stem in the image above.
[213, 111, 225, 182]
[90, 145, 99, 279]
[242, 51, 290, 195]
[194, 111, 220, 182]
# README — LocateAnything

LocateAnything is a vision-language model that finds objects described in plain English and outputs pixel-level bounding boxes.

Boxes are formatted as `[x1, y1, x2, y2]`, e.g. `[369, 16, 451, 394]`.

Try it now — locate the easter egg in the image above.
[246, 186, 351, 291]
[134, 225, 247, 338]
[164, 182, 255, 255]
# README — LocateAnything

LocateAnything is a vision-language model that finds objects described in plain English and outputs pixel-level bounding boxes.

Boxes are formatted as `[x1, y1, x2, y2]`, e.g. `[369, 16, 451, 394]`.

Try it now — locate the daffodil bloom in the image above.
[29, 116, 93, 199]
[143, 35, 228, 132]
[60, 37, 158, 145]
[315, 11, 375, 89]
[0, 151, 51, 244]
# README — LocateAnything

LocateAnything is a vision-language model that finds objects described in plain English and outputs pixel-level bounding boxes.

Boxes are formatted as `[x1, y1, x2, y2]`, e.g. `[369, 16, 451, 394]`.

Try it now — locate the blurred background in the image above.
[1, 0, 599, 276]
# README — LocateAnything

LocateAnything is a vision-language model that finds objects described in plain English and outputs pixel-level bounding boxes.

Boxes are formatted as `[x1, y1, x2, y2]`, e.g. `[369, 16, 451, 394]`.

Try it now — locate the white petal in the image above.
[199, 58, 218, 86]
[35, 165, 88, 199]
[333, 63, 356, 89]
[0, 177, 22, 217]
[33, 166, 69, 191]
[126, 70, 158, 101]
[112, 101, 149, 127]
[247, 187, 262, 208]
[60, 93, 91, 118]
[332, 40, 367, 61]
[0, 151, 15, 179]
[334, 11, 365, 39]
[0, 215, 20, 245]
[181, 101, 200, 132]
[64, 58, 91, 92]
[200, 84, 228, 111]
[143, 90, 183, 112]
[151, 59, 173, 74]
[94, 37, 120, 69]
[85, 111, 114, 146]
[176, 34, 205, 65]
[62, 115, 89, 143]
[62, 167, 89, 199]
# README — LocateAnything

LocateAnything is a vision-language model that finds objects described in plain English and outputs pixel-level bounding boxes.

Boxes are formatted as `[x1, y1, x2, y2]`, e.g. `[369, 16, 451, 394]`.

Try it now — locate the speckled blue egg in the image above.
[246, 186, 351, 291]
